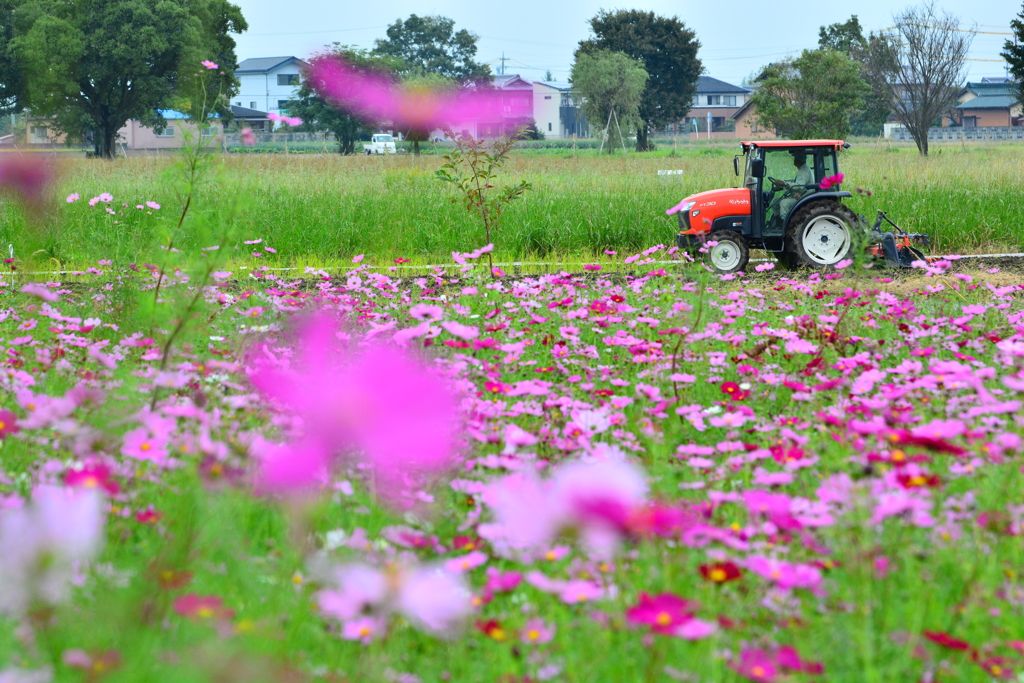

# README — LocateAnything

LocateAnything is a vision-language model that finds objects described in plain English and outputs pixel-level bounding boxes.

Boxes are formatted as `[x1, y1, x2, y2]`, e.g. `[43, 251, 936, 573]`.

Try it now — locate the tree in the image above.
[1003, 3, 1024, 105]
[576, 10, 701, 152]
[0, 0, 23, 114]
[862, 2, 974, 155]
[818, 15, 868, 53]
[293, 46, 402, 155]
[570, 50, 647, 153]
[818, 15, 891, 136]
[750, 50, 867, 139]
[9, 0, 246, 158]
[374, 15, 489, 81]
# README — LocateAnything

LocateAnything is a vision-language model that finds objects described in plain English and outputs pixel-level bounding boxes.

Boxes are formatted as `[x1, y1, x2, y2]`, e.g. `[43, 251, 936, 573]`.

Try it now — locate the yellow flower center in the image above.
[655, 612, 672, 626]
[140, 443, 151, 452]
[752, 666, 766, 678]
[710, 568, 727, 582]
[527, 629, 540, 641]
[196, 607, 214, 618]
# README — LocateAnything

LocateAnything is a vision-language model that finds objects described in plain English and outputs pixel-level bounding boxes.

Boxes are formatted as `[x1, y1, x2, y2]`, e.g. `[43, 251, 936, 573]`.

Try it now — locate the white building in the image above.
[234, 56, 307, 121]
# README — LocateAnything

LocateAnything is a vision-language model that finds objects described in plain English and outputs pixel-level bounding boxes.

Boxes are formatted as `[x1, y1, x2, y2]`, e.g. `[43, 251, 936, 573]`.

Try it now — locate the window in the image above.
[235, 101, 241, 106]
[156, 126, 175, 138]
[544, 95, 552, 100]
[724, 95, 737, 106]
[548, 122, 552, 131]
[278, 100, 296, 111]
[277, 74, 300, 86]
[29, 126, 48, 143]
[707, 95, 721, 106]
[693, 95, 700, 106]
[250, 102, 257, 109]
[201, 125, 217, 137]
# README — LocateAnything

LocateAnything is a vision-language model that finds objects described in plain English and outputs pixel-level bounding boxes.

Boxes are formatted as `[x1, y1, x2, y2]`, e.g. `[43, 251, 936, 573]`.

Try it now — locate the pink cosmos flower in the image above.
[626, 593, 695, 634]
[318, 561, 471, 638]
[745, 555, 822, 590]
[98, 192, 113, 202]
[146, 201, 160, 210]
[66, 193, 80, 203]
[241, 127, 256, 146]
[201, 60, 218, 70]
[732, 648, 778, 682]
[440, 320, 479, 340]
[0, 486, 105, 615]
[492, 267, 506, 278]
[443, 550, 488, 574]
[121, 427, 169, 465]
[0, 410, 19, 439]
[351, 254, 364, 263]
[521, 618, 555, 644]
[247, 315, 459, 500]
[0, 155, 52, 207]
[583, 264, 602, 271]
[64, 464, 119, 495]
[173, 594, 234, 621]
[819, 172, 844, 189]
[20, 283, 59, 302]
[267, 112, 302, 126]
[342, 615, 386, 644]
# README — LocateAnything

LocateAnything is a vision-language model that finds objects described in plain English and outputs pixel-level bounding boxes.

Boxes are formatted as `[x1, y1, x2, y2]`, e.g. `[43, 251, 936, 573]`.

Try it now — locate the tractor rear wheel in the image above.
[705, 231, 750, 274]
[784, 201, 858, 268]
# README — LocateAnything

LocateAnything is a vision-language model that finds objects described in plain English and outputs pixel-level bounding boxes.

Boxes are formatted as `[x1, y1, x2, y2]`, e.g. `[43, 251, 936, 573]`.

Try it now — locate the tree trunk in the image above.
[911, 126, 929, 156]
[95, 122, 118, 159]
[635, 123, 650, 153]
[413, 139, 420, 156]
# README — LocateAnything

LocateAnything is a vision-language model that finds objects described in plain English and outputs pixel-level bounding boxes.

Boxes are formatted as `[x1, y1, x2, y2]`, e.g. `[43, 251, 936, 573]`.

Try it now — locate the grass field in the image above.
[1, 140, 1022, 271]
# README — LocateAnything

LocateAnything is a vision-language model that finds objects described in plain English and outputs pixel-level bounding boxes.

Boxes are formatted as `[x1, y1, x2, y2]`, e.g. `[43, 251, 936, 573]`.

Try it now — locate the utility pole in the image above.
[499, 52, 508, 76]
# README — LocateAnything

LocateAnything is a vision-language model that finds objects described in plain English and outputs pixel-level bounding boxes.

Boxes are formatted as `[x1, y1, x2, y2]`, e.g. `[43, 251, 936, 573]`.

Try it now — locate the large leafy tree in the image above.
[0, 0, 23, 114]
[1003, 3, 1024, 105]
[750, 49, 867, 139]
[293, 46, 402, 155]
[9, 0, 246, 158]
[374, 14, 489, 81]
[818, 15, 891, 137]
[569, 50, 647, 153]
[576, 10, 701, 152]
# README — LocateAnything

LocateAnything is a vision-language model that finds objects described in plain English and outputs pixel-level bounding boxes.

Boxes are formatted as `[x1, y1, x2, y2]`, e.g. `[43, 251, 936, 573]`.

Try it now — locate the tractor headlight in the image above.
[679, 201, 696, 213]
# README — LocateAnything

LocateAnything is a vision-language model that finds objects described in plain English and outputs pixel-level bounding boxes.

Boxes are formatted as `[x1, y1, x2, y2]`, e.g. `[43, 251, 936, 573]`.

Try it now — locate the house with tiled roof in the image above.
[953, 78, 1021, 128]
[667, 76, 751, 134]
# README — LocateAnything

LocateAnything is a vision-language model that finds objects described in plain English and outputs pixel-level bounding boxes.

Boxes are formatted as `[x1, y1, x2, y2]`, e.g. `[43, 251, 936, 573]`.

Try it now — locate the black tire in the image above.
[784, 201, 859, 269]
[704, 230, 750, 274]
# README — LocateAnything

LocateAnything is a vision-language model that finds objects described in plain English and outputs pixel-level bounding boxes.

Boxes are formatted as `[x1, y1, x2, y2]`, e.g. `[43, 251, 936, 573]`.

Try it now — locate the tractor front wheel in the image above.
[784, 202, 858, 268]
[705, 231, 750, 274]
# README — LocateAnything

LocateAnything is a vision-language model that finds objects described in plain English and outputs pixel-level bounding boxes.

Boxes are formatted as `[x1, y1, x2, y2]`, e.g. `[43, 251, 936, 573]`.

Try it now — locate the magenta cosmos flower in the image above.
[248, 315, 459, 500]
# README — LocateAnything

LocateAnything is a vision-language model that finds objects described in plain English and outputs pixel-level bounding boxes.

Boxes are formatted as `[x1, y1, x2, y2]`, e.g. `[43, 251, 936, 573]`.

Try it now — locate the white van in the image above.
[366, 134, 397, 155]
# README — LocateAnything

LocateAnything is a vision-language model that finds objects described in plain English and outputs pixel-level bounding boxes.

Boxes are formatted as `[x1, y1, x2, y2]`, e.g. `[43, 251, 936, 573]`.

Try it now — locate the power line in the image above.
[248, 24, 386, 37]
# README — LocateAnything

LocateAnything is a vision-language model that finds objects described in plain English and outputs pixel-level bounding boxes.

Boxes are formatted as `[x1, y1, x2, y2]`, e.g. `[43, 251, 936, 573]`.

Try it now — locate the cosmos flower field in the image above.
[2, 228, 1023, 683]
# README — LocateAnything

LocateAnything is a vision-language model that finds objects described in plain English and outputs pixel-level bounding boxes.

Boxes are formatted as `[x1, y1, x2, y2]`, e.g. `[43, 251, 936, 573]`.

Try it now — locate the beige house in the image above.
[5, 110, 222, 151]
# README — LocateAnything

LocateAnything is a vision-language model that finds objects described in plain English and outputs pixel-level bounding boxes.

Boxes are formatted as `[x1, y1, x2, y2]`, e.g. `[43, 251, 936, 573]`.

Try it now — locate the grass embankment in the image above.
[2, 142, 1021, 269]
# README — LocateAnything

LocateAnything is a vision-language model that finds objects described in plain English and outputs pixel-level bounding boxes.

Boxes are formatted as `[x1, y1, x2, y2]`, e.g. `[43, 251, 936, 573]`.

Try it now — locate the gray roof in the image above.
[230, 105, 268, 118]
[696, 76, 749, 94]
[237, 56, 305, 74]
[492, 74, 533, 89]
[958, 94, 1019, 110]
[534, 80, 572, 90]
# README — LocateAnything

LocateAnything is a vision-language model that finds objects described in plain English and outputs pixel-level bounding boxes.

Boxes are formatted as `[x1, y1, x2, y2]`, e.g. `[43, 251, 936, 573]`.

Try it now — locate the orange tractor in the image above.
[671, 140, 928, 273]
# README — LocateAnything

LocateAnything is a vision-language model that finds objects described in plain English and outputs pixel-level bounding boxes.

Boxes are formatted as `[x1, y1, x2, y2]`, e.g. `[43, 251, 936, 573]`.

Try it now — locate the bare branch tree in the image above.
[862, 2, 974, 155]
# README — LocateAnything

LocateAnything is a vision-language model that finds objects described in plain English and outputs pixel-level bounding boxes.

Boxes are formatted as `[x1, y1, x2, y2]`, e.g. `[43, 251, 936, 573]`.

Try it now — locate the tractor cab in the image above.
[674, 140, 858, 273]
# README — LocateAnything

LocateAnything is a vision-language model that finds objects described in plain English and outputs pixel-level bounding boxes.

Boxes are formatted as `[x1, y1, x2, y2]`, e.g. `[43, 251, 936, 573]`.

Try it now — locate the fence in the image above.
[222, 131, 336, 146]
[889, 126, 1024, 143]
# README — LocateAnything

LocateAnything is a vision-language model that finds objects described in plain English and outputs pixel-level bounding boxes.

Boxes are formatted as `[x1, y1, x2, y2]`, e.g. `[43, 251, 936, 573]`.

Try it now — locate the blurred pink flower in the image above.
[267, 112, 302, 126]
[121, 427, 169, 465]
[173, 594, 235, 621]
[819, 173, 844, 189]
[240, 127, 256, 146]
[318, 561, 471, 638]
[341, 615, 386, 644]
[0, 485, 105, 615]
[443, 550, 488, 574]
[521, 618, 555, 644]
[0, 155, 53, 207]
[201, 60, 218, 70]
[20, 283, 59, 302]
[146, 201, 160, 210]
[66, 193, 80, 203]
[248, 315, 459, 499]
[0, 410, 20, 439]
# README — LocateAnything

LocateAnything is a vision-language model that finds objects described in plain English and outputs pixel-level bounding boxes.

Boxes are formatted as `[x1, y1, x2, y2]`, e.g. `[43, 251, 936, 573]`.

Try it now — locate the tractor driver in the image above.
[774, 152, 813, 221]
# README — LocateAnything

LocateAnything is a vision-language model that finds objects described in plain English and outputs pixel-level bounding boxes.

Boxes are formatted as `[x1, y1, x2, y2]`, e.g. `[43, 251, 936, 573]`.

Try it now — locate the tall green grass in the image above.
[2, 141, 1022, 268]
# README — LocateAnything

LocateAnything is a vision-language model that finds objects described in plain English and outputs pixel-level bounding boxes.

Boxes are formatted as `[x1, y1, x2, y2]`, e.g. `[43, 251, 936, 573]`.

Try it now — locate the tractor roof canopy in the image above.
[741, 139, 849, 151]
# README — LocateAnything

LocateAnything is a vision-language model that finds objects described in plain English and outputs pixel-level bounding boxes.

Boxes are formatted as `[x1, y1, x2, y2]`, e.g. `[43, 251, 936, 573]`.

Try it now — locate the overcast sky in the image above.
[232, 1, 1017, 86]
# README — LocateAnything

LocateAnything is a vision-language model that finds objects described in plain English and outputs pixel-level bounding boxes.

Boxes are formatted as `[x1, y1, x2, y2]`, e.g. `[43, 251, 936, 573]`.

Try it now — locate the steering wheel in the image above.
[767, 176, 785, 190]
